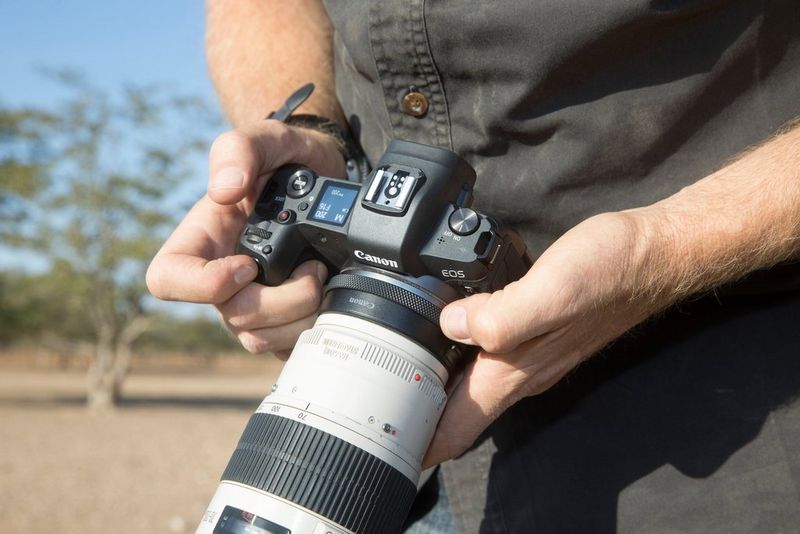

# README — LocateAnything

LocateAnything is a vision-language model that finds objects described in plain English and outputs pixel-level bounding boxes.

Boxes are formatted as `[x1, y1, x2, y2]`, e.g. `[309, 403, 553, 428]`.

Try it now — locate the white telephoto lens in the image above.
[197, 308, 452, 534]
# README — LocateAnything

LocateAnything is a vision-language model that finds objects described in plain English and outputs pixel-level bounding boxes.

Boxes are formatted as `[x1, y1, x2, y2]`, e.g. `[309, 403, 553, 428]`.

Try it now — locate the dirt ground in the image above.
[0, 361, 283, 533]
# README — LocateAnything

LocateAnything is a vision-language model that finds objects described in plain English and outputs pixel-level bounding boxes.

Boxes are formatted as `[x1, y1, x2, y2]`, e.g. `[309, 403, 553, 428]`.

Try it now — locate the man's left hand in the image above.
[423, 211, 663, 468]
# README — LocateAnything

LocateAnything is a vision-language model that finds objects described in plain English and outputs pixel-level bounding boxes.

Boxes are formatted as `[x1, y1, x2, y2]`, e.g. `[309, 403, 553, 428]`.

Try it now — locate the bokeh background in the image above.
[0, 2, 282, 531]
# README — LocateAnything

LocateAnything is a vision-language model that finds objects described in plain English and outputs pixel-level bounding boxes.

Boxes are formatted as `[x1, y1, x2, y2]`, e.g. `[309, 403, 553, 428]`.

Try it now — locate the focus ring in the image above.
[222, 412, 417, 534]
[325, 273, 442, 325]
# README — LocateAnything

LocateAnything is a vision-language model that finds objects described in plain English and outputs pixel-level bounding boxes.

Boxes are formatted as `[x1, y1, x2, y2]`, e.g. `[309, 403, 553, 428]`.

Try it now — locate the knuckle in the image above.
[470, 308, 514, 354]
[217, 295, 256, 330]
[210, 129, 250, 157]
[294, 276, 323, 309]
[254, 120, 294, 156]
[201, 275, 231, 304]
[224, 313, 249, 331]
[273, 120, 295, 145]
[238, 331, 273, 355]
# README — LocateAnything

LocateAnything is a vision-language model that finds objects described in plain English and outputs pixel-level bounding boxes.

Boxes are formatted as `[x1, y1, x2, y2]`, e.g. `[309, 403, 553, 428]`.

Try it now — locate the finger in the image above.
[439, 266, 569, 353]
[235, 313, 318, 355]
[208, 121, 346, 205]
[273, 349, 292, 361]
[216, 260, 327, 330]
[147, 253, 257, 304]
[422, 353, 528, 469]
[423, 320, 605, 469]
[146, 198, 255, 303]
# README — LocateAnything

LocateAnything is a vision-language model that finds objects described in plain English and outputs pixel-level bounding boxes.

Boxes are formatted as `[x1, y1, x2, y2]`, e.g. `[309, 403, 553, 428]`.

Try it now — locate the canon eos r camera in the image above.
[197, 140, 531, 534]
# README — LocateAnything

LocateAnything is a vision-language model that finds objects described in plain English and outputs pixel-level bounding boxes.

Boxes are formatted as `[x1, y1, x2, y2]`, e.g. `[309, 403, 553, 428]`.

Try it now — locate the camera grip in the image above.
[236, 223, 314, 286]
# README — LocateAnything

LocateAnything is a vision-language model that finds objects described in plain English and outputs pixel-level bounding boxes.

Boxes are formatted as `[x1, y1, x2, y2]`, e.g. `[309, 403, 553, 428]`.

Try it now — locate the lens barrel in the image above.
[220, 412, 417, 533]
[199, 268, 464, 534]
[320, 268, 469, 372]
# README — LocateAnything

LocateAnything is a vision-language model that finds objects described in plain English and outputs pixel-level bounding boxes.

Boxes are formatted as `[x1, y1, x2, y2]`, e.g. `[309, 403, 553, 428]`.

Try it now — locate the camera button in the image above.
[277, 210, 296, 224]
[262, 245, 273, 255]
[449, 208, 480, 236]
[245, 234, 262, 245]
[298, 201, 309, 212]
[287, 169, 316, 199]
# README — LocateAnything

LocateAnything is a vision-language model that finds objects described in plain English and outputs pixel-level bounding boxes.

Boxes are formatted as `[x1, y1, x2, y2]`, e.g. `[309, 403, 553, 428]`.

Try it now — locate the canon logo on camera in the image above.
[354, 249, 399, 268]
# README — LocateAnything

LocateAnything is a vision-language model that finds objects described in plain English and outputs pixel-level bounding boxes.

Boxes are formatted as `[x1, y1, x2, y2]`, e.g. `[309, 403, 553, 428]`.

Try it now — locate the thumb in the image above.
[207, 127, 271, 206]
[208, 121, 346, 206]
[439, 276, 542, 354]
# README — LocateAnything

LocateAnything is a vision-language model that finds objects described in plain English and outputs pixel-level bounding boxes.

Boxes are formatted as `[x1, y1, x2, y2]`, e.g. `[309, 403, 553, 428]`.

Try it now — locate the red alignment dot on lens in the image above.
[414, 373, 421, 382]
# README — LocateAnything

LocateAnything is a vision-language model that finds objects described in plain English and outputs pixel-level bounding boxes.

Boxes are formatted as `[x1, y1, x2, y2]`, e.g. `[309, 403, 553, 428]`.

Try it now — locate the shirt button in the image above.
[402, 90, 429, 117]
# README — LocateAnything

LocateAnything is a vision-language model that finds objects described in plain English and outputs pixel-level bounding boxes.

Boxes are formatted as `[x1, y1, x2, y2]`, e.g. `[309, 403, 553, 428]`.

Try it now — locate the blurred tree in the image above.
[0, 268, 92, 345]
[137, 315, 244, 355]
[0, 70, 221, 409]
[0, 106, 54, 241]
[0, 268, 243, 362]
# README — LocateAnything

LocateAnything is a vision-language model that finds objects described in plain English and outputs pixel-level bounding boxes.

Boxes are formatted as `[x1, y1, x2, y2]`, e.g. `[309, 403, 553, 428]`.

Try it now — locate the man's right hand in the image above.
[146, 120, 346, 357]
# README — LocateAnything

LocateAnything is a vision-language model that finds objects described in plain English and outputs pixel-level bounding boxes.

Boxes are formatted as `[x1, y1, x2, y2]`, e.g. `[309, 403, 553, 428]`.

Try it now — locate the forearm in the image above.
[206, 0, 344, 127]
[630, 121, 800, 305]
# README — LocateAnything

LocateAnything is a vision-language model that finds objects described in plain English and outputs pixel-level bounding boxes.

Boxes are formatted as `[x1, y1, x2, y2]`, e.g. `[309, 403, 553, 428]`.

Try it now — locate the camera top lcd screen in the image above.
[310, 181, 360, 226]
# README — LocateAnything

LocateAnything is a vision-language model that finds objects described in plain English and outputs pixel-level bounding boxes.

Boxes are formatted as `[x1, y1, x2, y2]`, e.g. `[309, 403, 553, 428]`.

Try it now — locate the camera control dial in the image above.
[448, 207, 480, 236]
[286, 169, 316, 199]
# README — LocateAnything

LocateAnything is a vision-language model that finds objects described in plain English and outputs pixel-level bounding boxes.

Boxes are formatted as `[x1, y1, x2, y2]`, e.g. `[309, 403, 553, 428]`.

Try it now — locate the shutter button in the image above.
[402, 89, 429, 118]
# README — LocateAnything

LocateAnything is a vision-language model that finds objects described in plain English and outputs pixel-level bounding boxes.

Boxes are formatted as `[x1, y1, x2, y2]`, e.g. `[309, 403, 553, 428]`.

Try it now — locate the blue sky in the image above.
[0, 1, 222, 317]
[0, 1, 216, 106]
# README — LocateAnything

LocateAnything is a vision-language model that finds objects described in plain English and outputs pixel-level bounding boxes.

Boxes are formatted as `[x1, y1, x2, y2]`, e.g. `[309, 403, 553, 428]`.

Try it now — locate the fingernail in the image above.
[234, 264, 257, 284]
[211, 166, 244, 190]
[443, 306, 469, 340]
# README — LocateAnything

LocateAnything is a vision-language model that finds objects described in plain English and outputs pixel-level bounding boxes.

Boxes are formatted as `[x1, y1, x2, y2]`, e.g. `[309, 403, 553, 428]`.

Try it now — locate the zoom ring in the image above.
[222, 413, 417, 534]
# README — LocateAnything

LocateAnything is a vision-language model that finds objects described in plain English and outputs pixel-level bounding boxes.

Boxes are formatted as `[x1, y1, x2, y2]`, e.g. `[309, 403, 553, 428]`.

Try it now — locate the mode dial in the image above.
[448, 207, 480, 236]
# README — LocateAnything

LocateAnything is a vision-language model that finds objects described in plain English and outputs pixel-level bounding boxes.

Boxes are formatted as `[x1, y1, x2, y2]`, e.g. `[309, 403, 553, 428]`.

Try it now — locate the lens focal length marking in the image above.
[256, 398, 419, 479]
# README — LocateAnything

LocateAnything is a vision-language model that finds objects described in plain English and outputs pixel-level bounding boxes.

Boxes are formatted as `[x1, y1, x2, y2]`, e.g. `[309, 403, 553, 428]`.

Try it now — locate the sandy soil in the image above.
[0, 364, 282, 533]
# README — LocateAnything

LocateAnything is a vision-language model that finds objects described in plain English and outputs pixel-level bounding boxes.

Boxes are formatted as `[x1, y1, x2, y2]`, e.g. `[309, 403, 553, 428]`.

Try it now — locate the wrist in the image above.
[623, 196, 756, 309]
[623, 206, 691, 309]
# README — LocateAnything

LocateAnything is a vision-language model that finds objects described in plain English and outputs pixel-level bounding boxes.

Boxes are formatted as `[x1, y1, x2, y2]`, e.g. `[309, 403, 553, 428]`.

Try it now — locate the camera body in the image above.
[236, 140, 530, 293]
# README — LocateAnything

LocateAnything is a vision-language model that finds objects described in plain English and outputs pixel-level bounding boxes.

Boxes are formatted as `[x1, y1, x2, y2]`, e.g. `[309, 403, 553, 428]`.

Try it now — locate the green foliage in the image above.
[0, 70, 223, 353]
[0, 269, 243, 353]
[136, 314, 245, 354]
[0, 269, 92, 345]
[0, 108, 56, 234]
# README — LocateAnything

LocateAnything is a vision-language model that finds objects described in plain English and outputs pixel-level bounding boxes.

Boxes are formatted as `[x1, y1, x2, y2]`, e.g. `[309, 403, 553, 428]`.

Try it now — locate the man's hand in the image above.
[423, 212, 658, 467]
[146, 121, 345, 357]
[423, 122, 800, 468]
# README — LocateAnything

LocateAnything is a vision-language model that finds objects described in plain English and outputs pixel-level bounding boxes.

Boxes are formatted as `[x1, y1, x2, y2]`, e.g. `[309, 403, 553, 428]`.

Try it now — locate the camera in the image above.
[197, 140, 531, 534]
